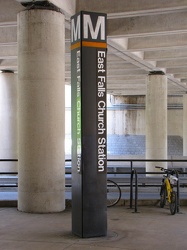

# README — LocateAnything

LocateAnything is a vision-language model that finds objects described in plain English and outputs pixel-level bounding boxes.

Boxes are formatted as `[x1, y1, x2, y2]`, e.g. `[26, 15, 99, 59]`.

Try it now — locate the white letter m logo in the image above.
[71, 15, 80, 43]
[83, 14, 105, 40]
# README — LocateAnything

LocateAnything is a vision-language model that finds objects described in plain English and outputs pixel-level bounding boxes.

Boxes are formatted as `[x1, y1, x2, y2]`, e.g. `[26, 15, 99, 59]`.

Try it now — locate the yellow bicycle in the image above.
[155, 166, 178, 215]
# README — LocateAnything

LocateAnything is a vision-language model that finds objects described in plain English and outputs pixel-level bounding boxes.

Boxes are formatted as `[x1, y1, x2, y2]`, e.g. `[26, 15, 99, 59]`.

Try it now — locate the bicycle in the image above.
[107, 179, 121, 207]
[155, 166, 178, 215]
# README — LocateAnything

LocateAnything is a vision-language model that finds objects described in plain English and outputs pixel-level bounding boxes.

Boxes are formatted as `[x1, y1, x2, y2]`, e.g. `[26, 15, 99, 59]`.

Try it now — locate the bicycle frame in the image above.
[164, 177, 172, 203]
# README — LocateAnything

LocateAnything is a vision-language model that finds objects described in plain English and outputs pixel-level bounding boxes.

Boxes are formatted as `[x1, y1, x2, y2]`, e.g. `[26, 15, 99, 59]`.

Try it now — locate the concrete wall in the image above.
[107, 109, 183, 136]
[107, 109, 145, 135]
[168, 109, 183, 136]
[107, 95, 183, 136]
[65, 95, 183, 157]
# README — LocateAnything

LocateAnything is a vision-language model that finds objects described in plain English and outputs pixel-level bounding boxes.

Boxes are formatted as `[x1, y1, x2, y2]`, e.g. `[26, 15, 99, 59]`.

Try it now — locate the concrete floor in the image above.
[0, 205, 187, 250]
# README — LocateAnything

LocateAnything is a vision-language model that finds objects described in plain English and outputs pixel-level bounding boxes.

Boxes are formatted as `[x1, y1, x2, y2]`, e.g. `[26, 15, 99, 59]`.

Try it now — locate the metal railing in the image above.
[0, 159, 18, 187]
[0, 158, 187, 213]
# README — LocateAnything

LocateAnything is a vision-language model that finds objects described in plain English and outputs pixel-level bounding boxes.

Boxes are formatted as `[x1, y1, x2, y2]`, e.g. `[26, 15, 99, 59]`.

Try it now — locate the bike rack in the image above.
[130, 170, 133, 209]
[130, 169, 138, 213]
[130, 169, 181, 214]
[173, 169, 180, 213]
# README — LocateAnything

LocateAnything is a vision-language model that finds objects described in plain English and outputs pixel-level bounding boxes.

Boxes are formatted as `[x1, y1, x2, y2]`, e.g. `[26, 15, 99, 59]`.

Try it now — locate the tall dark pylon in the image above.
[71, 11, 107, 238]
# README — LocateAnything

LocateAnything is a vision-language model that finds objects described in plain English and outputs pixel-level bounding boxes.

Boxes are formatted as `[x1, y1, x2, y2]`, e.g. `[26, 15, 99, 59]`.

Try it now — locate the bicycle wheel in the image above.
[107, 179, 121, 207]
[160, 185, 166, 208]
[169, 191, 177, 215]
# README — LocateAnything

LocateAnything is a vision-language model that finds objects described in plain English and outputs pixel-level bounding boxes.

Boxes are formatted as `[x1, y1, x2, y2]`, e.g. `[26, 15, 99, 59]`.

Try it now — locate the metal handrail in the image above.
[0, 158, 186, 212]
[107, 159, 187, 162]
[0, 159, 18, 161]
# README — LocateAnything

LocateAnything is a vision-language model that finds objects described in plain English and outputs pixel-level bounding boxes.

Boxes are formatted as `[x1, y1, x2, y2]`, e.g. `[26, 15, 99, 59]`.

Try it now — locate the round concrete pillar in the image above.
[183, 94, 187, 155]
[146, 72, 167, 173]
[0, 71, 17, 172]
[17, 8, 65, 212]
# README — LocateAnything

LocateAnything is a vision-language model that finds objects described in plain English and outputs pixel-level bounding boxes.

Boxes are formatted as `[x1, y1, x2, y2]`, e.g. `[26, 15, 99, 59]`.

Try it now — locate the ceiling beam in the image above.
[76, 0, 187, 18]
[107, 11, 187, 38]
[144, 49, 187, 60]
[157, 59, 187, 68]
[0, 45, 17, 58]
[128, 33, 187, 51]
[0, 26, 17, 44]
[0, 0, 23, 23]
[167, 67, 187, 74]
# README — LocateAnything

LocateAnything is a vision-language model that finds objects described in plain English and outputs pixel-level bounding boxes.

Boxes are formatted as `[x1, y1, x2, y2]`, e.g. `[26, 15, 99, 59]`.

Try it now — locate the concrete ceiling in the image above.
[2, 0, 187, 96]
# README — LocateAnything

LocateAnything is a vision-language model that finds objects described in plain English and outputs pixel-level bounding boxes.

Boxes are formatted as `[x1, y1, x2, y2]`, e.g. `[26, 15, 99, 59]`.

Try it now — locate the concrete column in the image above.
[146, 72, 167, 173]
[183, 94, 187, 155]
[17, 7, 65, 212]
[0, 71, 17, 172]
